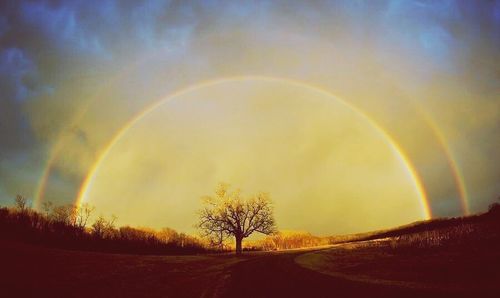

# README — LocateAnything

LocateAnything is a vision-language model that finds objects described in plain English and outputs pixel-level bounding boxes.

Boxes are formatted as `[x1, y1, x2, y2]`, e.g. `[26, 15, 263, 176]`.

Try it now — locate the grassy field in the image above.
[296, 239, 500, 293]
[296, 209, 500, 296]
[0, 239, 426, 298]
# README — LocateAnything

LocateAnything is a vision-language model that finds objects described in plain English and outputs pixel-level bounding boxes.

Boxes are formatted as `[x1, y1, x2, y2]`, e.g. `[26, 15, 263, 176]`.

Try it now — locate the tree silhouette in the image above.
[1, 197, 208, 255]
[15, 195, 28, 213]
[75, 203, 95, 230]
[41, 201, 53, 217]
[197, 183, 276, 254]
[91, 215, 117, 238]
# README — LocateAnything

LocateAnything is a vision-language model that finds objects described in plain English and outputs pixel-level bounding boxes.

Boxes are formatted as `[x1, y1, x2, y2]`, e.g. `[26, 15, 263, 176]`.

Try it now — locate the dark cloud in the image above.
[0, 47, 38, 154]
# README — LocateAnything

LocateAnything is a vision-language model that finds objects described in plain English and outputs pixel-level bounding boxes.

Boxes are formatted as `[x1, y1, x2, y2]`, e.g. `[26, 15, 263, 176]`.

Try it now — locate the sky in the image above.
[0, 0, 498, 235]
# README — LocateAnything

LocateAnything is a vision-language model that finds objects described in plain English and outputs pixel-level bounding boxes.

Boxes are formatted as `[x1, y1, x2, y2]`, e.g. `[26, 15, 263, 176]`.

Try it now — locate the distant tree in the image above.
[257, 231, 327, 250]
[91, 215, 117, 238]
[197, 183, 276, 255]
[15, 195, 28, 212]
[91, 216, 107, 238]
[48, 203, 94, 229]
[41, 201, 53, 217]
[156, 227, 180, 244]
[119, 226, 151, 241]
[74, 203, 95, 230]
[51, 205, 75, 225]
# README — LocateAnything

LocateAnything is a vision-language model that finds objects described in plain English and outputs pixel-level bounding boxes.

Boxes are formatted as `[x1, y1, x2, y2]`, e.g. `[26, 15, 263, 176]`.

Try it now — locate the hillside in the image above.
[328, 203, 500, 245]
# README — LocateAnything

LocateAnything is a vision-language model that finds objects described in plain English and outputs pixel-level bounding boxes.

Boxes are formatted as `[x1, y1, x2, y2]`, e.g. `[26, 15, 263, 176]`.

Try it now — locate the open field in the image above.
[2, 208, 499, 297]
[0, 240, 241, 298]
[0, 239, 414, 298]
[2, 236, 499, 297]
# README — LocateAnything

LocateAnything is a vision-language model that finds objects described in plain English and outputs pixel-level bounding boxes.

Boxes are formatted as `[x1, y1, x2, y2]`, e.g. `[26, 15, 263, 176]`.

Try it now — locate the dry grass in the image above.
[387, 219, 500, 251]
[296, 214, 500, 295]
[0, 239, 245, 298]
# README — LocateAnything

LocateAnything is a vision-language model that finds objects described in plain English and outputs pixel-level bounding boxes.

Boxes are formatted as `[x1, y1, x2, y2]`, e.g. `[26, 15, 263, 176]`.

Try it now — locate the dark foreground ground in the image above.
[2, 239, 498, 298]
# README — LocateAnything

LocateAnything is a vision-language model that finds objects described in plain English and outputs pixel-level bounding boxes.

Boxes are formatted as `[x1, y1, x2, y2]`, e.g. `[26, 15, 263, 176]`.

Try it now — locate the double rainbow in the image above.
[33, 75, 470, 218]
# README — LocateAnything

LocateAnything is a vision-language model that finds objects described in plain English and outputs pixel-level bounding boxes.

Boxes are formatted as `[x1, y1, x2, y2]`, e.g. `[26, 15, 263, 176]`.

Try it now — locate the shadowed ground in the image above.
[1, 239, 497, 298]
[221, 249, 424, 298]
[295, 240, 500, 295]
[0, 240, 240, 298]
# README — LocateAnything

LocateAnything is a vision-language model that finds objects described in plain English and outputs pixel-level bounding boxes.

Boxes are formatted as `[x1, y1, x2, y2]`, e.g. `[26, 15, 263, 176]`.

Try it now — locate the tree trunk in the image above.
[235, 235, 243, 255]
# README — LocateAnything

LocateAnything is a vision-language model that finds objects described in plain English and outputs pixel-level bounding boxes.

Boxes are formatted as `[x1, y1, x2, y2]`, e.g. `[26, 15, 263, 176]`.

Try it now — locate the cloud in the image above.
[0, 47, 39, 157]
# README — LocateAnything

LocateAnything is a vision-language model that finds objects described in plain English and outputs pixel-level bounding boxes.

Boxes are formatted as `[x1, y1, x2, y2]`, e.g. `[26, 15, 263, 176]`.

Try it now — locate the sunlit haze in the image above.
[84, 79, 426, 234]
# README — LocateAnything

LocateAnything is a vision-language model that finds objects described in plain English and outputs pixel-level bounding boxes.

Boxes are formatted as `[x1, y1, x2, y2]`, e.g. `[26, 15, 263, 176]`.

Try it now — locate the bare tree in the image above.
[15, 195, 28, 212]
[75, 203, 95, 229]
[41, 201, 53, 218]
[156, 227, 180, 244]
[197, 183, 276, 255]
[48, 203, 94, 229]
[91, 215, 117, 238]
[51, 205, 75, 225]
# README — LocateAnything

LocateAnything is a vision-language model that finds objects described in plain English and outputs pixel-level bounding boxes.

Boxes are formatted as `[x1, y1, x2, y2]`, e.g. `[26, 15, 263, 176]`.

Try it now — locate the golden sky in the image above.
[0, 1, 498, 235]
[85, 80, 425, 235]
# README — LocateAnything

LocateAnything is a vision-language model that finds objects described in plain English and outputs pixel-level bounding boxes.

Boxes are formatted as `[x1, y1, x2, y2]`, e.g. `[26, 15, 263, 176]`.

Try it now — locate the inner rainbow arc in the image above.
[75, 76, 433, 220]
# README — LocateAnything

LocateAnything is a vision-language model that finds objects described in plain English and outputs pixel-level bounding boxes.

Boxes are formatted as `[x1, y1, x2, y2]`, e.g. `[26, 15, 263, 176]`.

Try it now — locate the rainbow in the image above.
[74, 76, 433, 219]
[417, 110, 470, 215]
[33, 148, 58, 209]
[32, 55, 158, 210]
[33, 91, 111, 209]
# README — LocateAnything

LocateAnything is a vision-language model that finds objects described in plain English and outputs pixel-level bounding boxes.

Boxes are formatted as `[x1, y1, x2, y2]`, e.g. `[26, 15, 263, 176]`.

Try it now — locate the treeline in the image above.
[0, 196, 333, 254]
[246, 231, 330, 251]
[0, 196, 209, 255]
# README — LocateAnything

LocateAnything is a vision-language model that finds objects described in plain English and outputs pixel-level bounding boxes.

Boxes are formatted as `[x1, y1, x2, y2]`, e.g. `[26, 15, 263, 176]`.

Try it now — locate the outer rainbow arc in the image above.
[75, 76, 432, 220]
[416, 108, 470, 215]
[33, 54, 161, 210]
[33, 151, 56, 209]
[33, 89, 114, 210]
[376, 84, 470, 216]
